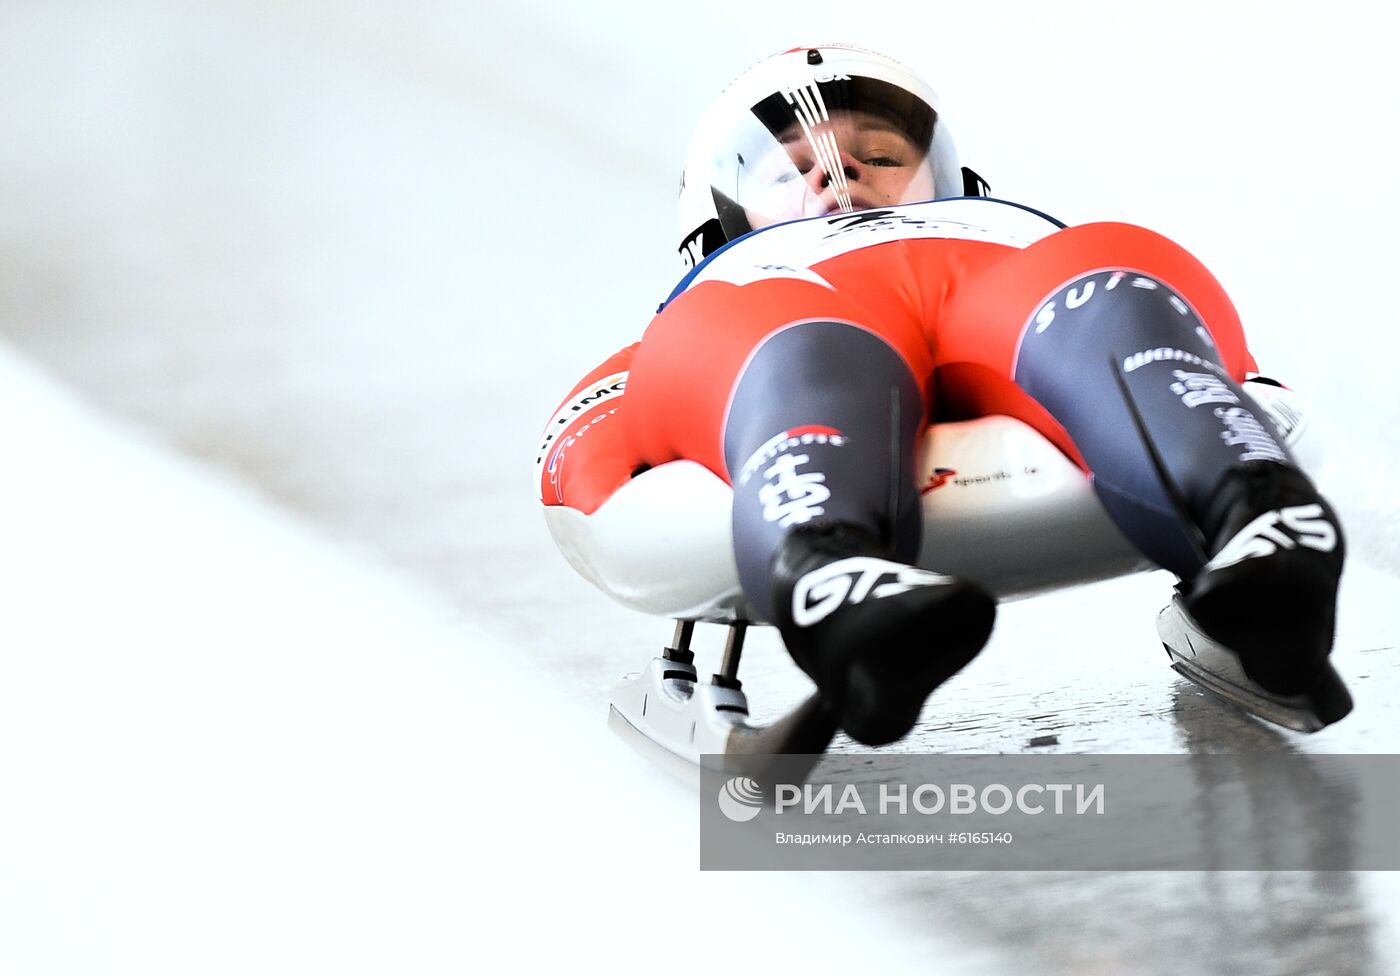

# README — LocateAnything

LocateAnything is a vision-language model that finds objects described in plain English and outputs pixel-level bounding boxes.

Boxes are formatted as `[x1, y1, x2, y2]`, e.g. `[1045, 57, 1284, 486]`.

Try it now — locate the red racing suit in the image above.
[537, 197, 1274, 606]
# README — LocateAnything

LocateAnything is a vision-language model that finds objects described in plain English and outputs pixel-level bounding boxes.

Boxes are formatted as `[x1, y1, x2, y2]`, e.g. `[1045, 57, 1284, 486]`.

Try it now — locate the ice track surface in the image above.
[3, 3, 1400, 974]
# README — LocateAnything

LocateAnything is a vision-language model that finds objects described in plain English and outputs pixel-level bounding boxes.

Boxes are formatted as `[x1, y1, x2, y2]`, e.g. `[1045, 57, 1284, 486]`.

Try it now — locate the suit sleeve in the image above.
[534, 343, 640, 514]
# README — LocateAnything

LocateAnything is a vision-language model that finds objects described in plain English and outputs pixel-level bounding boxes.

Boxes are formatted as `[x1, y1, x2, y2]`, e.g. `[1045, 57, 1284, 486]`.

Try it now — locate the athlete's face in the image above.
[741, 109, 936, 228]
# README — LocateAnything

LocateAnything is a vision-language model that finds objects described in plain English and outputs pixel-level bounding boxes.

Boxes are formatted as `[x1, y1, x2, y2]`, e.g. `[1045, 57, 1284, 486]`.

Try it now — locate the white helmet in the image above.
[676, 44, 987, 268]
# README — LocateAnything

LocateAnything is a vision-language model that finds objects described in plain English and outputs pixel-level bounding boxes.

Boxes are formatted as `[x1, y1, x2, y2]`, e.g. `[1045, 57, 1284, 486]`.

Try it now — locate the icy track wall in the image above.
[0, 0, 1396, 588]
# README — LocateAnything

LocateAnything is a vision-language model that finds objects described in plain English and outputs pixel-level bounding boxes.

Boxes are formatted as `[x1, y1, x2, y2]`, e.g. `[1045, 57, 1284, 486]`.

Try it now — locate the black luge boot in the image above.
[1184, 461, 1346, 701]
[770, 522, 996, 746]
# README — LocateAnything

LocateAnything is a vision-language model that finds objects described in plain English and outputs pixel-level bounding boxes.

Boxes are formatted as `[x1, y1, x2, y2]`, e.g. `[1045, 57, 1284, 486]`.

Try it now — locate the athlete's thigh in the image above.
[626, 258, 935, 481]
[938, 221, 1253, 378]
[927, 222, 1255, 462]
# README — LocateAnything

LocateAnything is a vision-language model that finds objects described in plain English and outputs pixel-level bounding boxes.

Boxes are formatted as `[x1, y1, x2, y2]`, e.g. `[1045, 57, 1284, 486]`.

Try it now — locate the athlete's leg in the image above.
[933, 223, 1259, 572]
[626, 275, 994, 743]
[627, 276, 942, 607]
[937, 223, 1344, 698]
[721, 318, 925, 613]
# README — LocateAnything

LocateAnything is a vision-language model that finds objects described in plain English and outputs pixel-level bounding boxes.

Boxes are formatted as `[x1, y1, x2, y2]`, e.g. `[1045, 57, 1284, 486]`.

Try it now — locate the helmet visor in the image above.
[712, 76, 939, 235]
